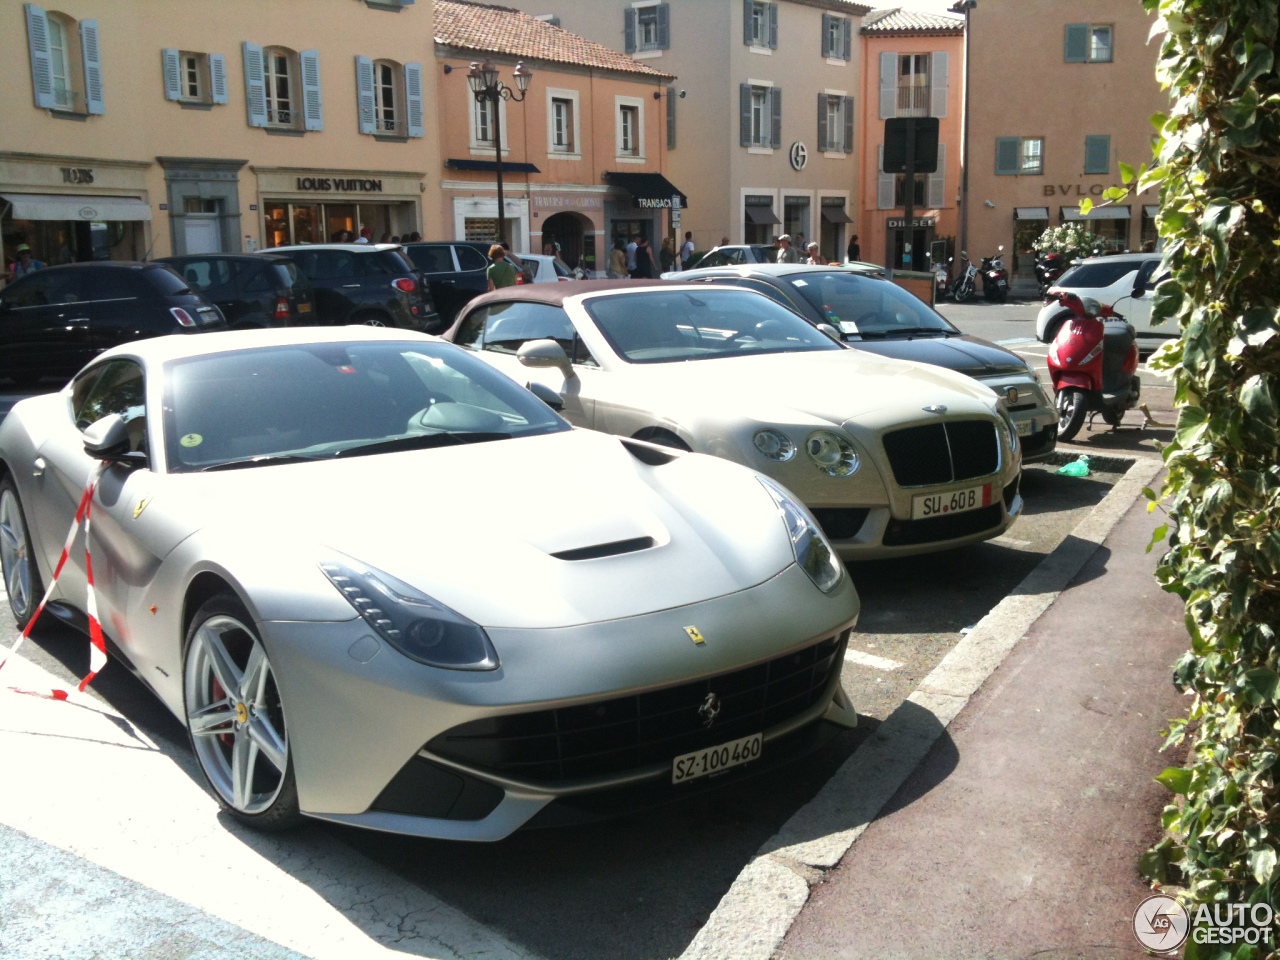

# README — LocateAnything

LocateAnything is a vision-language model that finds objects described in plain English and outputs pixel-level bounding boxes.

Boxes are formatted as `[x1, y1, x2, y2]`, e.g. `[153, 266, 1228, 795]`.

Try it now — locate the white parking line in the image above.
[843, 648, 904, 672]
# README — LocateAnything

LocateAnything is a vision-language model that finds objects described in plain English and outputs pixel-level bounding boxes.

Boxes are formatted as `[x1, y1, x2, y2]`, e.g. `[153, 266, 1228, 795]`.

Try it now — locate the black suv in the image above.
[157, 253, 317, 328]
[0, 261, 225, 387]
[401, 241, 494, 323]
[265, 244, 439, 332]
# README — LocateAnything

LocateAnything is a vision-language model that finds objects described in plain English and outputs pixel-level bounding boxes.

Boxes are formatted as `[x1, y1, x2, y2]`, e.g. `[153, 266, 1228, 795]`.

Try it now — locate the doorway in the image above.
[887, 223, 934, 272]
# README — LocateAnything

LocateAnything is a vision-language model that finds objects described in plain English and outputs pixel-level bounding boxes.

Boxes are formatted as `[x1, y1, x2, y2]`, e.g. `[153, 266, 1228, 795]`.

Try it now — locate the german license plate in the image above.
[297, 302, 311, 313]
[672, 733, 762, 784]
[911, 483, 992, 520]
[1016, 419, 1035, 436]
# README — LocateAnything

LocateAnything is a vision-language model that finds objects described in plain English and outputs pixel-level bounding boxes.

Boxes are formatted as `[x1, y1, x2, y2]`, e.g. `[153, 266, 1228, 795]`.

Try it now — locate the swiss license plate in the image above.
[911, 483, 992, 520]
[297, 302, 312, 313]
[672, 733, 762, 784]
[1015, 419, 1035, 436]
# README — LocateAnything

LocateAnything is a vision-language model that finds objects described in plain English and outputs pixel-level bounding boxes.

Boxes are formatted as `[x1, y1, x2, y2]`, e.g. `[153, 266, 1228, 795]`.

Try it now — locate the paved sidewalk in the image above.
[779, 490, 1187, 959]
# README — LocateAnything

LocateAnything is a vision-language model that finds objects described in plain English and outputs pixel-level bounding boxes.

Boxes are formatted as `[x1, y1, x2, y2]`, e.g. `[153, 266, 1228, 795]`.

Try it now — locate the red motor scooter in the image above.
[1046, 292, 1141, 442]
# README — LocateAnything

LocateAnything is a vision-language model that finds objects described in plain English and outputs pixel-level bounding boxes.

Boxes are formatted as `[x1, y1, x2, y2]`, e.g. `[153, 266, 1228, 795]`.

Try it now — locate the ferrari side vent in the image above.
[620, 437, 681, 465]
[551, 537, 656, 561]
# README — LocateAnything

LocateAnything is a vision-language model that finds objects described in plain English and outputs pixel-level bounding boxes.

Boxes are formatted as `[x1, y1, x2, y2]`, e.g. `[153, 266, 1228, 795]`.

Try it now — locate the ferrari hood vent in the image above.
[551, 536, 657, 561]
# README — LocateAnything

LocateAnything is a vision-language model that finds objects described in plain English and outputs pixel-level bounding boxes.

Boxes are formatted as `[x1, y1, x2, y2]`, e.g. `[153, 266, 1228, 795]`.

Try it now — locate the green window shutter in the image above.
[25, 4, 55, 109]
[1084, 135, 1110, 174]
[300, 49, 323, 131]
[355, 55, 376, 134]
[162, 48, 182, 101]
[995, 137, 1020, 175]
[1064, 23, 1088, 62]
[80, 19, 104, 114]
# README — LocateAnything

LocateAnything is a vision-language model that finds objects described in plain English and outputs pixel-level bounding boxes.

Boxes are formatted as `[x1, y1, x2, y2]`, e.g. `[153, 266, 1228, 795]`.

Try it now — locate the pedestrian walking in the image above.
[680, 231, 695, 267]
[608, 239, 627, 278]
[7, 244, 45, 283]
[847, 234, 861, 262]
[659, 237, 676, 274]
[632, 237, 656, 279]
[805, 242, 825, 265]
[776, 234, 799, 264]
[486, 244, 518, 290]
[625, 235, 639, 275]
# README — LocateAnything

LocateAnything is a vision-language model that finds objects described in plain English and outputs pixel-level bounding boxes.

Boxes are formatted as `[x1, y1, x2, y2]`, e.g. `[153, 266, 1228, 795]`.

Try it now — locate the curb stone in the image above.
[679, 455, 1164, 960]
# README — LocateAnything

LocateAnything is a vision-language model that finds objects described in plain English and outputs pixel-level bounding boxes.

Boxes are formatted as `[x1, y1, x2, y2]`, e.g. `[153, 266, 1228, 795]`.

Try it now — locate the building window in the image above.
[898, 54, 930, 117]
[619, 104, 639, 155]
[743, 1, 777, 49]
[1090, 26, 1113, 62]
[475, 95, 494, 144]
[822, 14, 850, 60]
[375, 61, 399, 132]
[751, 87, 768, 145]
[47, 15, 74, 109]
[740, 83, 779, 149]
[995, 136, 1044, 175]
[25, 5, 105, 115]
[894, 173, 926, 207]
[1084, 135, 1110, 175]
[639, 6, 660, 48]
[1066, 23, 1113, 63]
[163, 49, 228, 105]
[181, 52, 203, 100]
[1021, 138, 1044, 174]
[356, 56, 421, 139]
[552, 97, 574, 151]
[263, 47, 294, 126]
[625, 4, 670, 53]
[818, 94, 852, 153]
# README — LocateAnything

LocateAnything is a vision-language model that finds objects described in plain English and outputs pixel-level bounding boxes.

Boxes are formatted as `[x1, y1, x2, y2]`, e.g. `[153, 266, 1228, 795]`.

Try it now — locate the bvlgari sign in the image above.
[295, 176, 384, 193]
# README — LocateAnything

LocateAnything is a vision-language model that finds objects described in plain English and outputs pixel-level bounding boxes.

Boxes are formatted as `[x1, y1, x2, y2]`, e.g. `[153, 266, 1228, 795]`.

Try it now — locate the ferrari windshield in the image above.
[583, 288, 842, 363]
[163, 340, 568, 472]
[784, 272, 958, 338]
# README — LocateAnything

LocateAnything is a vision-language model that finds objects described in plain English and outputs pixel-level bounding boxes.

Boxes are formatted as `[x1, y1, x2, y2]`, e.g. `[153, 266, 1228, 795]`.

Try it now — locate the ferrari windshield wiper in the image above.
[331, 432, 512, 458]
[201, 454, 325, 472]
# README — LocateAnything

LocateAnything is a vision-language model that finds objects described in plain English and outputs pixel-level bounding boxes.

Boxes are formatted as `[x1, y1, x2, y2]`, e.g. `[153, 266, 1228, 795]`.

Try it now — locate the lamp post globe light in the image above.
[467, 59, 532, 246]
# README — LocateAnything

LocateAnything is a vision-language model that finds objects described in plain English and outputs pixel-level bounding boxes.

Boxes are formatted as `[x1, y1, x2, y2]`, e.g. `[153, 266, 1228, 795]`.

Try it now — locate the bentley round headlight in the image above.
[753, 428, 797, 461]
[805, 430, 859, 477]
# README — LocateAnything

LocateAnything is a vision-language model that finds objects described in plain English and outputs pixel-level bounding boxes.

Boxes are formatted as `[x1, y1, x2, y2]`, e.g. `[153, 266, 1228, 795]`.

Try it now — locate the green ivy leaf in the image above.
[1250, 845, 1278, 885]
[1078, 198, 1094, 216]
[1241, 376, 1276, 421]
[1157, 766, 1194, 794]
[1119, 161, 1137, 184]
[1244, 667, 1280, 704]
[1147, 524, 1170, 553]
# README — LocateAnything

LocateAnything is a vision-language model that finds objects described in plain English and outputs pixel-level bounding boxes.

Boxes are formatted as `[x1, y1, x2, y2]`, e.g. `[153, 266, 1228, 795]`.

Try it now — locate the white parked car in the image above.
[1035, 253, 1171, 347]
[517, 253, 576, 283]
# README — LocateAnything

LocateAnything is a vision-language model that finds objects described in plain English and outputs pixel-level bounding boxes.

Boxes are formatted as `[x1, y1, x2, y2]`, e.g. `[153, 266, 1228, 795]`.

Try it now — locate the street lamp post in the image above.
[467, 59, 531, 246]
[951, 0, 977, 261]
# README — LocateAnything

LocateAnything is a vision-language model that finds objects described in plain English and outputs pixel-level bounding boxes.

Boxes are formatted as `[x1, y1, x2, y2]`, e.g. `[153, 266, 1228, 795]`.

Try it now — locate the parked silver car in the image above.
[1035, 252, 1170, 348]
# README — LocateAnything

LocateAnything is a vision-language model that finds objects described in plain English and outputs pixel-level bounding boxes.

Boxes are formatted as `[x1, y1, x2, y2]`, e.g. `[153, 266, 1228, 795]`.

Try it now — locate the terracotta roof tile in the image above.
[862, 7, 964, 35]
[435, 1, 675, 80]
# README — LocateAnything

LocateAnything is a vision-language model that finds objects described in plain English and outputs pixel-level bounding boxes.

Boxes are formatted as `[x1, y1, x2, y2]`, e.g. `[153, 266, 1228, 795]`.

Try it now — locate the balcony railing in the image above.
[896, 81, 929, 118]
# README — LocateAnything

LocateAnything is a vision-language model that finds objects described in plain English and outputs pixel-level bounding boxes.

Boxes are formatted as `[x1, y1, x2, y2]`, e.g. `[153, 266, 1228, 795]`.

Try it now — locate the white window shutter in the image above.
[161, 48, 181, 101]
[300, 49, 323, 131]
[877, 145, 894, 210]
[927, 142, 947, 208]
[405, 62, 424, 138]
[24, 4, 55, 109]
[355, 55, 376, 134]
[930, 51, 949, 118]
[80, 19, 104, 114]
[209, 54, 228, 104]
[242, 42, 267, 127]
[879, 51, 897, 119]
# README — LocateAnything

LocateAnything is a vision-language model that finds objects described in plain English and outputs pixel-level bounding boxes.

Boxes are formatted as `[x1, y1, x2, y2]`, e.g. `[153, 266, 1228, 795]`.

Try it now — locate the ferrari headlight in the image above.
[320, 552, 499, 671]
[753, 428, 797, 461]
[805, 430, 860, 477]
[758, 477, 844, 594]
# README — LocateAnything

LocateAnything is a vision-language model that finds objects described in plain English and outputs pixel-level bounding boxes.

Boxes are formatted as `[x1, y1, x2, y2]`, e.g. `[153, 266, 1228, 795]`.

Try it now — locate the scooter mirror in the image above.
[960, 250, 968, 257]
[998, 244, 1004, 252]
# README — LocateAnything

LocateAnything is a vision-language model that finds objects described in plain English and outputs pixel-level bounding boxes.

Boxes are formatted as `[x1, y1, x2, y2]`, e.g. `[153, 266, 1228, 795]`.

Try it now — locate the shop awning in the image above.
[821, 206, 853, 223]
[1143, 205, 1160, 218]
[1015, 207, 1049, 220]
[1061, 204, 1131, 221]
[602, 171, 689, 209]
[445, 158, 541, 174]
[1, 193, 152, 221]
[745, 203, 781, 226]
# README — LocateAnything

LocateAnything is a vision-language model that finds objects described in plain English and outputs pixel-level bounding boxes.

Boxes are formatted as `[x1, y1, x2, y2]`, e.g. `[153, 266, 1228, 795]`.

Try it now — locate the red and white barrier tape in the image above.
[0, 462, 107, 699]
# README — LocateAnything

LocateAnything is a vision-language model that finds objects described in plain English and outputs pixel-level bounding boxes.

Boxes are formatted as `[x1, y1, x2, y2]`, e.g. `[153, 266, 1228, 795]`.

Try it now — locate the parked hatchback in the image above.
[265, 244, 439, 332]
[400, 241, 492, 324]
[1035, 252, 1169, 348]
[157, 254, 316, 328]
[0, 261, 225, 387]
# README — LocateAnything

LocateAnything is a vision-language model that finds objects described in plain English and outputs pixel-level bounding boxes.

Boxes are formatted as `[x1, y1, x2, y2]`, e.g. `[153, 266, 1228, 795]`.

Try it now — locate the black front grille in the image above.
[427, 634, 847, 785]
[882, 420, 999, 486]
[883, 503, 1003, 546]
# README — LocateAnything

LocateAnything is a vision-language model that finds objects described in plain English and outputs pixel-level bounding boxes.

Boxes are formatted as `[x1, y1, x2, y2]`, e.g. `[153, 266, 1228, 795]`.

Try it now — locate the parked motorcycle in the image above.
[933, 258, 951, 303]
[1047, 291, 1141, 442]
[1035, 251, 1068, 298]
[950, 252, 978, 302]
[979, 246, 1010, 303]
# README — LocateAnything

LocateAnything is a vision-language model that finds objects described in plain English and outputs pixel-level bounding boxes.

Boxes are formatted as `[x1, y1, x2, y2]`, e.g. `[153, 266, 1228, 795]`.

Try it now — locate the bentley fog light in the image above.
[753, 428, 796, 461]
[805, 430, 859, 477]
[320, 552, 499, 670]
[758, 477, 844, 594]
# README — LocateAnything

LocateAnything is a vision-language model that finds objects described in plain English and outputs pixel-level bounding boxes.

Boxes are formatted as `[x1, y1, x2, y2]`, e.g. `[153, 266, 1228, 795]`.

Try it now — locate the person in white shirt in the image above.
[679, 231, 695, 268]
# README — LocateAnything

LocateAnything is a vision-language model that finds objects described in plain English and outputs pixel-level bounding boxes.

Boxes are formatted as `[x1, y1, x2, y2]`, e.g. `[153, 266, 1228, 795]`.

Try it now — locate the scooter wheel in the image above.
[1101, 408, 1124, 427]
[954, 283, 973, 303]
[1057, 389, 1088, 442]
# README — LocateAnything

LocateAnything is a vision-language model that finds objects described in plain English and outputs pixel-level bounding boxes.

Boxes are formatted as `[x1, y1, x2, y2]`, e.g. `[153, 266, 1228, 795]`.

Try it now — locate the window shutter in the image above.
[879, 51, 897, 119]
[1064, 23, 1088, 62]
[770, 86, 781, 148]
[930, 51, 948, 118]
[842, 95, 854, 153]
[877, 145, 894, 210]
[80, 19, 104, 114]
[1084, 134, 1110, 174]
[742, 0, 753, 45]
[242, 41, 267, 127]
[666, 84, 676, 148]
[624, 9, 637, 53]
[927, 142, 946, 208]
[740, 83, 751, 146]
[405, 62, 424, 138]
[161, 48, 181, 101]
[210, 54, 228, 104]
[768, 2, 778, 49]
[995, 136, 1020, 175]
[816, 93, 828, 151]
[24, 4, 55, 109]
[300, 49, 323, 131]
[656, 3, 670, 49]
[842, 18, 852, 61]
[821, 14, 832, 57]
[355, 55, 376, 134]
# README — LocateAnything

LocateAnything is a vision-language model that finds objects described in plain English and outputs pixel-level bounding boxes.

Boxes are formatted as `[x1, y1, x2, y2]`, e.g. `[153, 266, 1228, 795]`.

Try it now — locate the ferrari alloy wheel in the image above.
[1057, 388, 1088, 442]
[183, 594, 301, 828]
[0, 477, 43, 628]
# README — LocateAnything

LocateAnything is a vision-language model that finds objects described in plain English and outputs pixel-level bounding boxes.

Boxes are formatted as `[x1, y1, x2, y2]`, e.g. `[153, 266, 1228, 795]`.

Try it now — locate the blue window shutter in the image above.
[355, 55, 376, 134]
[1084, 135, 1110, 174]
[656, 3, 670, 49]
[209, 54, 228, 104]
[742, 0, 753, 45]
[740, 83, 751, 147]
[768, 2, 778, 49]
[161, 48, 181, 101]
[930, 51, 948, 118]
[816, 93, 827, 151]
[1064, 24, 1088, 62]
[24, 5, 55, 109]
[927, 142, 947, 207]
[242, 42, 267, 127]
[842, 96, 854, 153]
[624, 9, 636, 53]
[405, 62, 424, 138]
[995, 137, 1020, 175]
[879, 51, 897, 119]
[80, 19, 104, 114]
[842, 18, 851, 61]
[300, 49, 323, 131]
[770, 86, 781, 148]
[821, 14, 832, 57]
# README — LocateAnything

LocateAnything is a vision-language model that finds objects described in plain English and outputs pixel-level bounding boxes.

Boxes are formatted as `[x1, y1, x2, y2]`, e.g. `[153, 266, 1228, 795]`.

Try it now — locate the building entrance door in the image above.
[183, 217, 221, 254]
